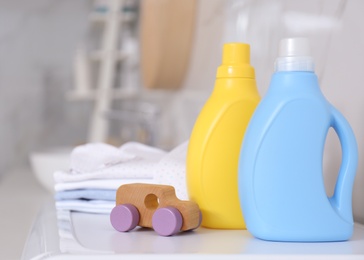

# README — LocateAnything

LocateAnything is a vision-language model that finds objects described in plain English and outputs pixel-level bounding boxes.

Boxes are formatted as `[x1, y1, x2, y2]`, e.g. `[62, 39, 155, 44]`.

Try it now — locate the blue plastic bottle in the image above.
[238, 38, 358, 242]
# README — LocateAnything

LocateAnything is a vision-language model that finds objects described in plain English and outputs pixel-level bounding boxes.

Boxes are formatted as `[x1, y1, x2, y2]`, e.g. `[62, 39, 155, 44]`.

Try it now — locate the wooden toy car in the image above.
[110, 183, 202, 236]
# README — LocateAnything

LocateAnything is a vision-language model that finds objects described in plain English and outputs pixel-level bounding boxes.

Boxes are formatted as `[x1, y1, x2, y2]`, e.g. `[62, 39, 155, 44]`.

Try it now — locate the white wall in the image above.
[0, 0, 91, 175]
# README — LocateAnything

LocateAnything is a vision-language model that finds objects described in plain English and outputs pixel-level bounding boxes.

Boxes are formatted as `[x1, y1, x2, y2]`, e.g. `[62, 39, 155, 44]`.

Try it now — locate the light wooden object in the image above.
[140, 0, 197, 90]
[115, 183, 201, 231]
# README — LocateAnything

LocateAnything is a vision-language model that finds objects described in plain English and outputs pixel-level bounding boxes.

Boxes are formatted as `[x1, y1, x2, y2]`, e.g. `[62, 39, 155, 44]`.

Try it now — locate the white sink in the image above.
[29, 147, 73, 193]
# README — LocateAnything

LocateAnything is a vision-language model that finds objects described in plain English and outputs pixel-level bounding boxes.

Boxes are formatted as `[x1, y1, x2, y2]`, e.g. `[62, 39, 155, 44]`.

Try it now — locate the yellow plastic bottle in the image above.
[186, 43, 260, 229]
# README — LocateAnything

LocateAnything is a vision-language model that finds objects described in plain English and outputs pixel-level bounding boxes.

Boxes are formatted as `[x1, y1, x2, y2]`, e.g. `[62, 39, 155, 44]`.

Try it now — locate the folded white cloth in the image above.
[154, 141, 189, 200]
[54, 142, 166, 183]
[55, 189, 116, 201]
[55, 178, 155, 192]
[55, 200, 115, 214]
[54, 141, 190, 214]
[70, 142, 135, 173]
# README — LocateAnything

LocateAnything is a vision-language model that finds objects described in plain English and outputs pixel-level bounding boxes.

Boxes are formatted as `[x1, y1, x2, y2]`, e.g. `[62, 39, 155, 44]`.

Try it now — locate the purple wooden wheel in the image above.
[110, 204, 139, 232]
[152, 207, 183, 236]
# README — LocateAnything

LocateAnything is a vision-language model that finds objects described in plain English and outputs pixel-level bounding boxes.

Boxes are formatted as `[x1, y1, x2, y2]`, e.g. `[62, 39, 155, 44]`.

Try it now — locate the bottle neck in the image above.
[216, 64, 255, 78]
[274, 56, 315, 72]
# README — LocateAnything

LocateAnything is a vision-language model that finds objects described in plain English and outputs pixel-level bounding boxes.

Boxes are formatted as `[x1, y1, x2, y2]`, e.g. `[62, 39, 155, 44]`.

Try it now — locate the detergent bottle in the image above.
[238, 37, 358, 241]
[187, 43, 260, 229]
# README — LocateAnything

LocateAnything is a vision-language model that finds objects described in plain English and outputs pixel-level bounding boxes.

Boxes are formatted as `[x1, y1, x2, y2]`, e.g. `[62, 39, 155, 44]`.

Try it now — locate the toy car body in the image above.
[110, 183, 201, 236]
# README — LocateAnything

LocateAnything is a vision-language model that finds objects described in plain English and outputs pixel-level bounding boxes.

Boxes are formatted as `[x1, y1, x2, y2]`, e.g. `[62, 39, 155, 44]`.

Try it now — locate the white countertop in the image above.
[22, 200, 364, 260]
[0, 168, 50, 260]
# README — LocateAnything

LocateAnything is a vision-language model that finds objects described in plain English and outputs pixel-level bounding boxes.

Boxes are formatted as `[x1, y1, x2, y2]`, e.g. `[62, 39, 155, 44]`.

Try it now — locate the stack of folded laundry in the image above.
[53, 141, 189, 214]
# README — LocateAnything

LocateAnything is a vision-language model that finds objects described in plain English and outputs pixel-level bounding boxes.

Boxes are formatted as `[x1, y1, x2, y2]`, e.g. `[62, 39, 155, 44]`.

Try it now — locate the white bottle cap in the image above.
[275, 37, 314, 72]
[279, 38, 311, 57]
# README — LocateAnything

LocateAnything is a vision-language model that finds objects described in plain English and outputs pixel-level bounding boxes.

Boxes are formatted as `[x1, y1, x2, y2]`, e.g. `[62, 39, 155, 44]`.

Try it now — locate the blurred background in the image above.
[0, 0, 363, 258]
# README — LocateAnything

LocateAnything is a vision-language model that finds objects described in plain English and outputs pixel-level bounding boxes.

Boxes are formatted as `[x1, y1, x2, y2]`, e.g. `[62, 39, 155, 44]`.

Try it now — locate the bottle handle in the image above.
[329, 107, 358, 223]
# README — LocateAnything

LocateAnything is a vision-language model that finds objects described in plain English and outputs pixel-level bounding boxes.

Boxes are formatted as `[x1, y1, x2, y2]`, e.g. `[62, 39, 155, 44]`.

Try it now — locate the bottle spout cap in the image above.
[222, 43, 250, 64]
[279, 38, 311, 57]
[275, 37, 315, 72]
[217, 43, 255, 78]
